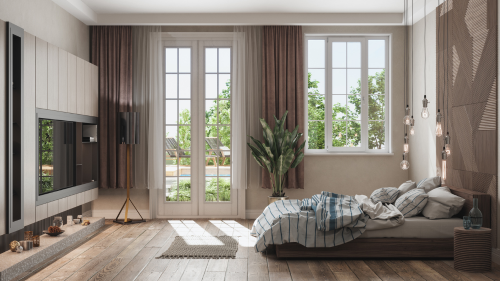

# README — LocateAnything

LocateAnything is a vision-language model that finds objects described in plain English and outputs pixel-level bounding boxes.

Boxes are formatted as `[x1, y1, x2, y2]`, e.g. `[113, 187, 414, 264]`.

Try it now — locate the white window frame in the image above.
[304, 35, 391, 155]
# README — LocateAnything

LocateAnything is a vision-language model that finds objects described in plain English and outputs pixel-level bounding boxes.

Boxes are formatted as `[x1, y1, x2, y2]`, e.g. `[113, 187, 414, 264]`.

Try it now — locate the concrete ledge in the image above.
[0, 217, 104, 281]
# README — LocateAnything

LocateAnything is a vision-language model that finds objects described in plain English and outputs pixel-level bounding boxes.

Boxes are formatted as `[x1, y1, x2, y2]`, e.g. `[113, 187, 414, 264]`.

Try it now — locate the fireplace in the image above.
[36, 109, 98, 206]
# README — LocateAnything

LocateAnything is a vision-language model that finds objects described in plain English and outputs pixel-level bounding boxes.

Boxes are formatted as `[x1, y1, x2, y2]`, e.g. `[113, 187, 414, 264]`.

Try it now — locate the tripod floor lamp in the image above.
[114, 112, 146, 225]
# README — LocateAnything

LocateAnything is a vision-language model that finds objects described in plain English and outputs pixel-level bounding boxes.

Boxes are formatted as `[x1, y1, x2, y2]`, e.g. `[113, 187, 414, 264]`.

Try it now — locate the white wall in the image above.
[0, 0, 89, 60]
[408, 10, 437, 182]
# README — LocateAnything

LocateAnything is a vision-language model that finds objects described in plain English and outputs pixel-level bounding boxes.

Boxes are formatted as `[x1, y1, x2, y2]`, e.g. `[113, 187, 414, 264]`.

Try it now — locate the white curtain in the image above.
[132, 26, 163, 217]
[232, 26, 262, 190]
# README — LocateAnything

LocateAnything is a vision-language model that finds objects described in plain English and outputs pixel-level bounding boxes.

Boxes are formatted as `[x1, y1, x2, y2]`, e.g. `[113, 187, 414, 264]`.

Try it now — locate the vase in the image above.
[468, 198, 483, 229]
[268, 196, 289, 205]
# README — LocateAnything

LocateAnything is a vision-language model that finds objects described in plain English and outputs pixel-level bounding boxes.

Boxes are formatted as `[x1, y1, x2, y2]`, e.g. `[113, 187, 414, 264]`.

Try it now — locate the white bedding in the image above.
[360, 216, 462, 238]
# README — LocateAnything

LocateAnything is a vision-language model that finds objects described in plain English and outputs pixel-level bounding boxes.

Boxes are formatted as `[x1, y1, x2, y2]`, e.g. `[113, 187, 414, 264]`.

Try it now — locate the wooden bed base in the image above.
[276, 238, 454, 259]
[274, 186, 491, 259]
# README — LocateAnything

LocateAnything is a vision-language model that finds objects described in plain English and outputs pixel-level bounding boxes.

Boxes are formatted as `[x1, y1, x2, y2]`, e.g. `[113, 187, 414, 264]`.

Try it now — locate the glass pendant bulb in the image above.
[445, 132, 451, 155]
[436, 109, 443, 137]
[441, 147, 447, 182]
[400, 153, 410, 170]
[421, 95, 430, 119]
[409, 117, 415, 135]
[403, 133, 409, 153]
[403, 105, 411, 125]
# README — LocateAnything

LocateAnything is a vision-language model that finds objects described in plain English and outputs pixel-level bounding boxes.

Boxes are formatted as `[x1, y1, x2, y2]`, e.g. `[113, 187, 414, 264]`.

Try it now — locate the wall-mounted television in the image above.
[36, 109, 98, 205]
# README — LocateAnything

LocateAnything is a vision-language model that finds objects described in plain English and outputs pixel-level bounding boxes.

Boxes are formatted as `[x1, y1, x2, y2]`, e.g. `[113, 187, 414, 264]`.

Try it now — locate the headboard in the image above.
[449, 186, 491, 229]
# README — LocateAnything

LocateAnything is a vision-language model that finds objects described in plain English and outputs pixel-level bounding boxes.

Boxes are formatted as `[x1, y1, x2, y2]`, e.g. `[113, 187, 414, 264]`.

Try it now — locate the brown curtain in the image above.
[261, 26, 305, 189]
[91, 26, 133, 189]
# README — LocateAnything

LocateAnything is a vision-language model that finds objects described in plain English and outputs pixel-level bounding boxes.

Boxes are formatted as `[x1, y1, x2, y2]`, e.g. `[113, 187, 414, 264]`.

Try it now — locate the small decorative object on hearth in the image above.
[10, 241, 20, 252]
[53, 216, 63, 228]
[73, 219, 80, 225]
[77, 215, 82, 222]
[247, 111, 305, 205]
[24, 231, 33, 241]
[67, 215, 73, 226]
[20, 240, 33, 251]
[48, 226, 61, 233]
[463, 216, 471, 230]
[468, 198, 483, 229]
[16, 246, 23, 253]
[81, 220, 90, 226]
[33, 235, 40, 247]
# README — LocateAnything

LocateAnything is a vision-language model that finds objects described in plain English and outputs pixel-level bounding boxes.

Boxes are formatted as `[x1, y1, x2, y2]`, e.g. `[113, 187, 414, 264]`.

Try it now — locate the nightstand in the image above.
[454, 227, 491, 272]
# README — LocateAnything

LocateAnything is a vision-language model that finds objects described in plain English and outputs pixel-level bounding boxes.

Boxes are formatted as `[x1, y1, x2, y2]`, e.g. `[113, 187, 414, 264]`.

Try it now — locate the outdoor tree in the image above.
[307, 69, 385, 149]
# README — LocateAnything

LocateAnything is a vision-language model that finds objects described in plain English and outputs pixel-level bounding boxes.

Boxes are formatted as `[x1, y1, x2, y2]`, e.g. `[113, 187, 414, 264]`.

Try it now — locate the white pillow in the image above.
[416, 177, 441, 193]
[397, 181, 416, 199]
[395, 189, 429, 217]
[422, 186, 465, 219]
[370, 187, 399, 204]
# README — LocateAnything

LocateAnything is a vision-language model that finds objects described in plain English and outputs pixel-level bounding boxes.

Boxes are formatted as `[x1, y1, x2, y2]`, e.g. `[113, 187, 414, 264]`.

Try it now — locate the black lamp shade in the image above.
[119, 112, 140, 144]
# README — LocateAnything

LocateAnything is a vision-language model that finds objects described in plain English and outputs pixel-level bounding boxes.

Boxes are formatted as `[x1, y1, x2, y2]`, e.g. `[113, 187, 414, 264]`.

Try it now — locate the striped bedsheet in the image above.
[250, 198, 368, 252]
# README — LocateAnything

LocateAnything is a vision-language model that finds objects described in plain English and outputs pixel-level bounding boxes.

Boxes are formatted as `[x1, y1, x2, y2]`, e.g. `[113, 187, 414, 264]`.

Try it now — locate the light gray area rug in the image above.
[157, 236, 238, 259]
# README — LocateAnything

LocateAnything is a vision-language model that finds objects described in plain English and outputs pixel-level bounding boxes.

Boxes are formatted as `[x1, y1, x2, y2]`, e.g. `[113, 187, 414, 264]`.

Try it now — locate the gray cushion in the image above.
[370, 187, 399, 204]
[395, 189, 429, 217]
[397, 181, 416, 199]
[422, 186, 465, 219]
[416, 177, 441, 193]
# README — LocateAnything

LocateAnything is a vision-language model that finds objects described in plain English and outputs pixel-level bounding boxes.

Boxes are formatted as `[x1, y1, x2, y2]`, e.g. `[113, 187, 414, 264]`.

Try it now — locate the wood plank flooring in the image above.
[16, 219, 500, 281]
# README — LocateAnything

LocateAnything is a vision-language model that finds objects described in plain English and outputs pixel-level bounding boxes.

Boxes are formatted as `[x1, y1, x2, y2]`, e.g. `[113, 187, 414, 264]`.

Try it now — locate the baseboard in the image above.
[246, 209, 262, 219]
[92, 209, 150, 220]
[493, 248, 500, 265]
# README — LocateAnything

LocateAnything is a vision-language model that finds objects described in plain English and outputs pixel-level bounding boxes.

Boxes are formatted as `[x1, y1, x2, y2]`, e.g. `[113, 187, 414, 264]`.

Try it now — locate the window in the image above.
[306, 36, 389, 153]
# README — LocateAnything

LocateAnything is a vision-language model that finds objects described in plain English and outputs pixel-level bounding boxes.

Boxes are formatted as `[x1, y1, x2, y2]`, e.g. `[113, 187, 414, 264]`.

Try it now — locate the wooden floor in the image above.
[20, 219, 500, 281]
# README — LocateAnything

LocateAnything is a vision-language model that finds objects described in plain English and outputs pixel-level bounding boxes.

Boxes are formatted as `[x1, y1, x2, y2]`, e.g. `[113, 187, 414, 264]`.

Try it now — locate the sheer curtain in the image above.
[233, 26, 263, 192]
[132, 26, 163, 218]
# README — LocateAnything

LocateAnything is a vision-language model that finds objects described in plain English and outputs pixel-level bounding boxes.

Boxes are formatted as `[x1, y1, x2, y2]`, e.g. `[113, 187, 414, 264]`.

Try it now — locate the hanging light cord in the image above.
[423, 0, 426, 114]
[446, 0, 450, 135]
[404, 0, 407, 135]
[411, 0, 414, 116]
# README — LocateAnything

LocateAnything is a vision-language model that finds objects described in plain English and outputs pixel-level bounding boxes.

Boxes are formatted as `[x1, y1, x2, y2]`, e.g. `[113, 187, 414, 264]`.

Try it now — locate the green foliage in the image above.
[166, 178, 231, 202]
[307, 69, 386, 149]
[205, 79, 231, 166]
[39, 120, 54, 193]
[247, 111, 306, 197]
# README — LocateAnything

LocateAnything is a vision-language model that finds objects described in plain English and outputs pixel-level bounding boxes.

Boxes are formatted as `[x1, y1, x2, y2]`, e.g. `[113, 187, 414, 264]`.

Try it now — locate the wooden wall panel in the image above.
[58, 49, 68, 112]
[0, 19, 6, 236]
[92, 65, 98, 117]
[436, 0, 498, 247]
[85, 62, 92, 116]
[24, 32, 37, 226]
[47, 43, 58, 111]
[76, 58, 85, 115]
[35, 37, 48, 109]
[67, 53, 77, 114]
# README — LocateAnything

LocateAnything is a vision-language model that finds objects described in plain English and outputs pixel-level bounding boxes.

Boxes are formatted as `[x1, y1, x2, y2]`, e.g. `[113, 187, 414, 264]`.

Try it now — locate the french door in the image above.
[157, 35, 239, 218]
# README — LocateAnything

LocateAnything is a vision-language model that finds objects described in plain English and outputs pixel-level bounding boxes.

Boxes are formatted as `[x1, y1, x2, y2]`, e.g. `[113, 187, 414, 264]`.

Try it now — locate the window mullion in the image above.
[326, 39, 333, 152]
[361, 38, 369, 151]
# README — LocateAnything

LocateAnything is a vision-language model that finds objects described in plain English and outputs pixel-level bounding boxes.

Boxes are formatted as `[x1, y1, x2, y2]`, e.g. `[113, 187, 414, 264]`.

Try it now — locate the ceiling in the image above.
[52, 0, 439, 26]
[81, 0, 404, 14]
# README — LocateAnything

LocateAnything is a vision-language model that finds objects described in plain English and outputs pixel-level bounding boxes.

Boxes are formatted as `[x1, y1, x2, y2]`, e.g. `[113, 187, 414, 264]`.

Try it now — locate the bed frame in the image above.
[275, 186, 491, 259]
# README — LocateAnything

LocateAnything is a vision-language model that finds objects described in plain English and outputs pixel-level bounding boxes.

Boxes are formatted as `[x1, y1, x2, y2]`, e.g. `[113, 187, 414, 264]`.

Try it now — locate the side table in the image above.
[454, 227, 491, 272]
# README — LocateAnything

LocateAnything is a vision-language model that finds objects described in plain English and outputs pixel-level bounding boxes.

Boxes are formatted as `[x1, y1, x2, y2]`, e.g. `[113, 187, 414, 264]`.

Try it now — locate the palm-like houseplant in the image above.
[247, 111, 306, 199]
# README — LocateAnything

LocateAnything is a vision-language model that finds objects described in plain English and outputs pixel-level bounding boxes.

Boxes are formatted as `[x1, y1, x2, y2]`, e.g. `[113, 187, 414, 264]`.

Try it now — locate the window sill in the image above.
[305, 152, 394, 156]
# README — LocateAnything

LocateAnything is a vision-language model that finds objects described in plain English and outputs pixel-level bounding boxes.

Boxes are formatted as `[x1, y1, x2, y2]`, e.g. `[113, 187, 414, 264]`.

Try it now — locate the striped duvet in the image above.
[250, 198, 368, 252]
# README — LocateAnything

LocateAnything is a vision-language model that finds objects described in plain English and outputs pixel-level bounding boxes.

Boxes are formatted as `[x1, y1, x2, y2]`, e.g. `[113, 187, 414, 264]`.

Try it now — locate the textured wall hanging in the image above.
[436, 0, 497, 247]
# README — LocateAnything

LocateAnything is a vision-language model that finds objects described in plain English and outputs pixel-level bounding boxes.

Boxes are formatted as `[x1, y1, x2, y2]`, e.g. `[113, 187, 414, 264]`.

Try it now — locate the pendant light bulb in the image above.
[436, 109, 443, 137]
[445, 132, 451, 155]
[400, 153, 410, 170]
[421, 95, 430, 119]
[403, 133, 409, 153]
[409, 117, 415, 135]
[403, 105, 411, 125]
[441, 147, 447, 182]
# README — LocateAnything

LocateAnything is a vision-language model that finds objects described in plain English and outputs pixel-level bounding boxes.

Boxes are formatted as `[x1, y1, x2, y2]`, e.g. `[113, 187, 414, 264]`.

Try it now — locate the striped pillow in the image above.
[395, 189, 429, 217]
[370, 187, 399, 204]
[416, 177, 441, 193]
[316, 194, 364, 231]
[321, 191, 341, 198]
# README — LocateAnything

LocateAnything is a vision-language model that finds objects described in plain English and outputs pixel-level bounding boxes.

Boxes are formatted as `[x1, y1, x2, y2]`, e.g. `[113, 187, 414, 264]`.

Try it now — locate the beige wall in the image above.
[0, 0, 89, 60]
[407, 10, 438, 182]
[92, 189, 150, 219]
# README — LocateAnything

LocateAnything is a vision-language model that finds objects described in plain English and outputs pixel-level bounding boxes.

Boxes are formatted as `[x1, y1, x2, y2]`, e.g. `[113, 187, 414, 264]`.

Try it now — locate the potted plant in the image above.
[247, 111, 306, 204]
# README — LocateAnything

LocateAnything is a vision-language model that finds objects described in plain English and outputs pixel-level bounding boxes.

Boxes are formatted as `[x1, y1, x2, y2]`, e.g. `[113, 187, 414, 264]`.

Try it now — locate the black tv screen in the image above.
[38, 119, 98, 195]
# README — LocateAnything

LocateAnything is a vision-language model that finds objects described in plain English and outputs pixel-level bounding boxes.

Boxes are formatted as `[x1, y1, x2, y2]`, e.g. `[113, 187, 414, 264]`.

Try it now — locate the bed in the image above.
[272, 186, 491, 259]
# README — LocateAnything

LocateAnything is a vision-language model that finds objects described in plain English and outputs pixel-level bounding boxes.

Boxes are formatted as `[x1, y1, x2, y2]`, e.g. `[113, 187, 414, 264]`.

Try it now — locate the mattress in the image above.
[360, 216, 463, 239]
